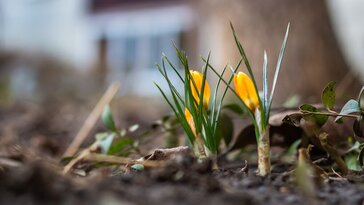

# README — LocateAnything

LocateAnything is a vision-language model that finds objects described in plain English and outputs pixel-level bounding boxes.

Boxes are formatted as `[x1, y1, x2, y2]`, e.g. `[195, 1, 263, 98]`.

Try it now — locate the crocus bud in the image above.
[190, 70, 210, 109]
[233, 72, 259, 112]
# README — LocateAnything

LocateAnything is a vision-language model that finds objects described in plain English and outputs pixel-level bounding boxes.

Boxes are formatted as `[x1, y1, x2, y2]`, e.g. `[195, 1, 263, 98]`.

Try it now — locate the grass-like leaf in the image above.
[263, 50, 268, 115]
[230, 22, 257, 87]
[268, 23, 290, 116]
[230, 22, 266, 126]
[154, 82, 195, 144]
[229, 23, 261, 97]
[162, 53, 184, 83]
[212, 60, 242, 135]
[210, 65, 228, 125]
[156, 63, 185, 106]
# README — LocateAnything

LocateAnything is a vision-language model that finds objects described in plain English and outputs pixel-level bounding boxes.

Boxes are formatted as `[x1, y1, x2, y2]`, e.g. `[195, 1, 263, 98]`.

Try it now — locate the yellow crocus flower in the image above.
[189, 70, 210, 109]
[234, 72, 259, 112]
[184, 108, 196, 135]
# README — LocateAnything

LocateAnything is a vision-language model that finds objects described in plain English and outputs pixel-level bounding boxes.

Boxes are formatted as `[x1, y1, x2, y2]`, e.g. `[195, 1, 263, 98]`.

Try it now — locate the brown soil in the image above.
[1, 103, 364, 205]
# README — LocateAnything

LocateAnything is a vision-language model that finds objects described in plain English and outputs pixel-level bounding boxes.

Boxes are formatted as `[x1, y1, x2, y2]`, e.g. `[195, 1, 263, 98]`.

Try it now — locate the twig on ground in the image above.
[319, 132, 349, 176]
[62, 82, 120, 158]
[85, 153, 166, 168]
[240, 160, 248, 172]
[0, 157, 22, 168]
[63, 142, 99, 175]
[63, 143, 167, 175]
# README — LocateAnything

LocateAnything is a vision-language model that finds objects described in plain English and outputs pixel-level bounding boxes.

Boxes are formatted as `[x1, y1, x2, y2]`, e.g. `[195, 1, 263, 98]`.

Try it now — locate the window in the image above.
[95, 4, 193, 95]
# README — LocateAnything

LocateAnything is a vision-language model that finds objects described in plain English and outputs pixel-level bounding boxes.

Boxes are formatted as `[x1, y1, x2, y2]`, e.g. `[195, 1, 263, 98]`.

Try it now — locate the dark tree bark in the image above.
[194, 0, 361, 105]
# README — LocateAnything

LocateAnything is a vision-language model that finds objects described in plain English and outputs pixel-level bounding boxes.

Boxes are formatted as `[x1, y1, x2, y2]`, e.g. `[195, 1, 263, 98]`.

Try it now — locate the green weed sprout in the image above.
[284, 82, 364, 175]
[207, 23, 290, 176]
[98, 105, 140, 156]
[155, 49, 236, 159]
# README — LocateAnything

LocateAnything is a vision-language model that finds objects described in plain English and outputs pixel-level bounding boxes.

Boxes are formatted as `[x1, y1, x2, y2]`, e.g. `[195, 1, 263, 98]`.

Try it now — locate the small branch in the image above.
[63, 143, 166, 175]
[301, 111, 359, 119]
[0, 157, 22, 168]
[63, 142, 99, 175]
[319, 132, 349, 176]
[62, 82, 120, 158]
[84, 153, 166, 168]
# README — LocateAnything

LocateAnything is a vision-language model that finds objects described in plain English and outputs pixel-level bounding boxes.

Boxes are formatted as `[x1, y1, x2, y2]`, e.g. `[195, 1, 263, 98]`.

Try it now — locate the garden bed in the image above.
[0, 102, 364, 205]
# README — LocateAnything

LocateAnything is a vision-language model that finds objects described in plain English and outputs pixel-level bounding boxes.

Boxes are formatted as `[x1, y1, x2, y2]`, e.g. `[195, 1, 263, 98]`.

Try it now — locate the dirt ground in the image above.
[1, 102, 364, 205]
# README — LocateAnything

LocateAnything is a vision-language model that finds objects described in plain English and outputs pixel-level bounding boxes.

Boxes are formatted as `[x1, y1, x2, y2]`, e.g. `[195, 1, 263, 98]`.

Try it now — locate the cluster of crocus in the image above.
[156, 51, 230, 158]
[157, 23, 289, 176]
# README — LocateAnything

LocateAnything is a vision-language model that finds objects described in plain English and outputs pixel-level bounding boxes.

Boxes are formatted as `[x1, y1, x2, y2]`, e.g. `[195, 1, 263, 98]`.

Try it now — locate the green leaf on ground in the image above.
[128, 124, 140, 132]
[131, 164, 144, 171]
[108, 137, 134, 155]
[95, 133, 115, 154]
[286, 139, 302, 156]
[345, 153, 362, 171]
[358, 144, 364, 167]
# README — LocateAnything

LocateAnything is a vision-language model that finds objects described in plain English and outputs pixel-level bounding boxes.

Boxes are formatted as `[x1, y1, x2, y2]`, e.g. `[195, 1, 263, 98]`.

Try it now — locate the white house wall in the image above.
[0, 0, 96, 71]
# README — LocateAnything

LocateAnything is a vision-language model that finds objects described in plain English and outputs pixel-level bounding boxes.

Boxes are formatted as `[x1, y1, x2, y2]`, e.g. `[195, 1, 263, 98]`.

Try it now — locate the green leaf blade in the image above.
[335, 99, 360, 122]
[263, 50, 268, 115]
[95, 133, 115, 154]
[299, 104, 328, 126]
[102, 105, 118, 132]
[322, 81, 336, 110]
[268, 23, 290, 115]
[131, 164, 144, 171]
[108, 138, 134, 155]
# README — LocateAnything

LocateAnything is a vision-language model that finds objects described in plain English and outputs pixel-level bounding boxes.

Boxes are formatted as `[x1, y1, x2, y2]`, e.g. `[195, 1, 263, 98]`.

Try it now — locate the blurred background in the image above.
[0, 0, 363, 104]
[0, 0, 363, 127]
[0, 0, 363, 157]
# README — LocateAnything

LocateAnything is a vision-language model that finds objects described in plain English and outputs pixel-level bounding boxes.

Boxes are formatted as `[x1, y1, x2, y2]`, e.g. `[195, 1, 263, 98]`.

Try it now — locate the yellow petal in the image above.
[189, 70, 210, 109]
[185, 108, 196, 135]
[233, 72, 259, 112]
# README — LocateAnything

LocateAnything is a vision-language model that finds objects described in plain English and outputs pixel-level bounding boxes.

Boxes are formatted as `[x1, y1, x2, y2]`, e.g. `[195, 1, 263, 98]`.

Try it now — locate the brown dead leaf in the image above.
[140, 146, 190, 161]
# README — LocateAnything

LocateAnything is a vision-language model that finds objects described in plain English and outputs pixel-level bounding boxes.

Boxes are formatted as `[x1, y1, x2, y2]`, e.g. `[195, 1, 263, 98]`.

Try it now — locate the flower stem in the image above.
[194, 133, 207, 159]
[257, 125, 271, 176]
